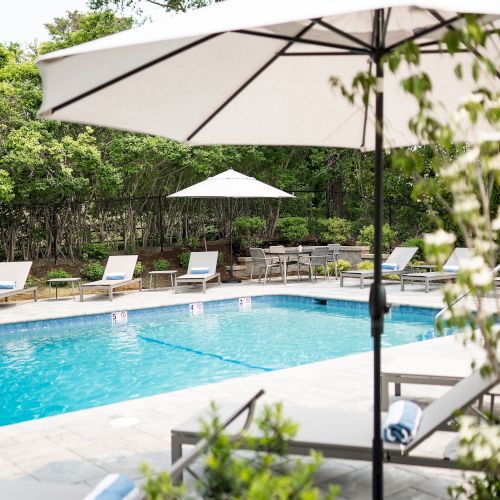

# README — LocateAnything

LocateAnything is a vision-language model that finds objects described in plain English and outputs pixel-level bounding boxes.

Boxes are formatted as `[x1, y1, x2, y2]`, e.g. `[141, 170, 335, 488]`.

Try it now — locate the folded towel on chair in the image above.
[0, 281, 16, 289]
[105, 273, 126, 280]
[383, 400, 422, 445]
[83, 473, 140, 500]
[191, 267, 210, 275]
[381, 263, 399, 271]
[443, 265, 459, 273]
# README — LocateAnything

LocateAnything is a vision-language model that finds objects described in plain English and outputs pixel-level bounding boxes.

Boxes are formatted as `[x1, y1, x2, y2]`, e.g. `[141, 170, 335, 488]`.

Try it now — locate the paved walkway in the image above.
[0, 279, 480, 499]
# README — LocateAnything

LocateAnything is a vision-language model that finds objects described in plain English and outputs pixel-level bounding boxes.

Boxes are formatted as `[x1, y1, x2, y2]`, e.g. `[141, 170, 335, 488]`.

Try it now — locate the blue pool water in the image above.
[0, 296, 439, 426]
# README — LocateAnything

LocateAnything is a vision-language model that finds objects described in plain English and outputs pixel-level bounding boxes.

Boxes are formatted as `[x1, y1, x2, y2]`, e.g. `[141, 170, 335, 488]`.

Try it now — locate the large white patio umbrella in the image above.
[167, 168, 293, 281]
[36, 1, 499, 497]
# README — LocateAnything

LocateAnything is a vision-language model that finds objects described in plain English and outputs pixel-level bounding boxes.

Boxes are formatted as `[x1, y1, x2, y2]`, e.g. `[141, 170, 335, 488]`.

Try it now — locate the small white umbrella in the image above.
[168, 169, 293, 280]
[36, 2, 499, 496]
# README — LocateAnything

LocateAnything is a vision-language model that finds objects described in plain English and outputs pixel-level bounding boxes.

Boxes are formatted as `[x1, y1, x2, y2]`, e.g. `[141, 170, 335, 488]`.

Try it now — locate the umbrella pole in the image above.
[370, 10, 388, 500]
[225, 197, 241, 283]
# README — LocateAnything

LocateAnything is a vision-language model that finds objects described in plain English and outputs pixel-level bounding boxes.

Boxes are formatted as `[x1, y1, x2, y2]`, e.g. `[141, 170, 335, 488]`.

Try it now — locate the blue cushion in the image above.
[191, 267, 210, 275]
[85, 473, 140, 500]
[105, 273, 126, 280]
[381, 263, 399, 271]
[0, 281, 16, 290]
[443, 265, 459, 273]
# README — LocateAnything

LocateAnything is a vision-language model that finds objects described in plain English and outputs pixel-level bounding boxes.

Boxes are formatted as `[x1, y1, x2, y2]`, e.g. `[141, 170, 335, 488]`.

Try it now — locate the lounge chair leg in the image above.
[401, 278, 405, 291]
[109, 288, 113, 301]
[80, 287, 84, 302]
[203, 281, 206, 293]
[139, 278, 143, 292]
[250, 265, 254, 281]
[425, 279, 429, 293]
[218, 274, 221, 286]
[360, 276, 364, 289]
[340, 274, 344, 287]
[34, 289, 38, 302]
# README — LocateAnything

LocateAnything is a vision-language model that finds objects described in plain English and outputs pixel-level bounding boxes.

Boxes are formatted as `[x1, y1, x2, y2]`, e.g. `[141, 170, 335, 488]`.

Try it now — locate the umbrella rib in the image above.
[281, 51, 370, 56]
[428, 10, 500, 79]
[186, 22, 317, 141]
[313, 18, 374, 50]
[384, 14, 461, 52]
[235, 29, 370, 54]
[50, 33, 221, 114]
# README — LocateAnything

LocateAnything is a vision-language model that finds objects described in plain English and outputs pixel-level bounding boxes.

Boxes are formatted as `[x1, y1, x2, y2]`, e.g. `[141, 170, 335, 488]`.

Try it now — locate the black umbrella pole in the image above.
[371, 12, 387, 500]
[225, 197, 240, 283]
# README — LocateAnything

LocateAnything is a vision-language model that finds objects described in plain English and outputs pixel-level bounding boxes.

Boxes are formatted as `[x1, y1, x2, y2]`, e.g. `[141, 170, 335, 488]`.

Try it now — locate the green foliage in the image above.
[184, 236, 200, 250]
[317, 217, 353, 244]
[47, 268, 71, 286]
[277, 217, 309, 245]
[152, 259, 169, 271]
[217, 253, 224, 266]
[125, 244, 136, 255]
[142, 402, 339, 499]
[402, 237, 425, 261]
[82, 242, 110, 260]
[81, 262, 105, 281]
[232, 216, 266, 250]
[356, 224, 397, 253]
[25, 276, 35, 288]
[357, 261, 374, 271]
[134, 262, 144, 278]
[178, 251, 190, 269]
[336, 259, 351, 272]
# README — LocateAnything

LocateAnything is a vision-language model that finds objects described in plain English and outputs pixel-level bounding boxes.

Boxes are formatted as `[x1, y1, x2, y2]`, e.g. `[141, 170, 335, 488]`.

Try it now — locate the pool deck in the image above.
[0, 278, 483, 499]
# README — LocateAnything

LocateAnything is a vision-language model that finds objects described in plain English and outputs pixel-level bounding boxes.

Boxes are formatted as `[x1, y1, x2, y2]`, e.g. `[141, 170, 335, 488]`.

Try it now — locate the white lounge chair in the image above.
[401, 248, 471, 293]
[79, 255, 142, 301]
[340, 247, 418, 288]
[0, 261, 37, 303]
[170, 370, 498, 480]
[175, 251, 221, 293]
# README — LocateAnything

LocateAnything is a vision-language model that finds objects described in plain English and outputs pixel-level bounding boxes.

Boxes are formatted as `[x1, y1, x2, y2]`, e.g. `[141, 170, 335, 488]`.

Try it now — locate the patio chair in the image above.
[175, 251, 221, 293]
[79, 255, 142, 301]
[170, 370, 499, 481]
[401, 248, 471, 293]
[298, 246, 330, 281]
[0, 261, 37, 303]
[249, 248, 283, 283]
[340, 247, 417, 289]
[327, 244, 341, 278]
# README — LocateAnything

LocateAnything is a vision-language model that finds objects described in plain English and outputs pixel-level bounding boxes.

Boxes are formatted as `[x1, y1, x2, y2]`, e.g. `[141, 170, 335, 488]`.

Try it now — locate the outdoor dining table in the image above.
[265, 248, 314, 285]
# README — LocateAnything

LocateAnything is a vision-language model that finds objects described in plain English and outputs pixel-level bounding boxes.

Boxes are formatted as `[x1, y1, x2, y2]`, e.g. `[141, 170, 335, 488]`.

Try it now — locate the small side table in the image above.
[149, 270, 177, 291]
[48, 277, 81, 300]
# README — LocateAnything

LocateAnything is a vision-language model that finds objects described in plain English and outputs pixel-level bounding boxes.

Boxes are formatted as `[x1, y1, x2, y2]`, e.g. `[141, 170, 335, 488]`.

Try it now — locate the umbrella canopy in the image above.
[37, 0, 498, 149]
[36, 2, 499, 498]
[167, 169, 294, 199]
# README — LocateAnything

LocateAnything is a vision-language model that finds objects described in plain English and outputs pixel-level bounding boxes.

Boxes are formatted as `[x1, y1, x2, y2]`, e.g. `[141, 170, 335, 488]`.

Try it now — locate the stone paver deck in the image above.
[0, 278, 482, 498]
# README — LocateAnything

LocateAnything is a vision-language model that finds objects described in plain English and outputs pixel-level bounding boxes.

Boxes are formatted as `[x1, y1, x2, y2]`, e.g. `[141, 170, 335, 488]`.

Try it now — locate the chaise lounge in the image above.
[340, 247, 417, 289]
[175, 251, 221, 294]
[79, 255, 142, 301]
[0, 261, 37, 303]
[170, 370, 498, 480]
[401, 248, 470, 293]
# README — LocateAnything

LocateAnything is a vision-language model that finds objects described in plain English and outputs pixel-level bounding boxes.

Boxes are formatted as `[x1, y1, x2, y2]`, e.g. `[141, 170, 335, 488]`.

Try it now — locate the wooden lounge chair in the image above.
[0, 261, 37, 303]
[170, 371, 498, 481]
[340, 247, 417, 288]
[79, 255, 142, 301]
[401, 248, 470, 293]
[175, 251, 221, 293]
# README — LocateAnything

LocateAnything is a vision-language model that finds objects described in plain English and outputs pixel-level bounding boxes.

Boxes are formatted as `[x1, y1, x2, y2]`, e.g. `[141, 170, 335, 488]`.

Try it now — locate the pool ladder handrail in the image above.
[434, 263, 500, 331]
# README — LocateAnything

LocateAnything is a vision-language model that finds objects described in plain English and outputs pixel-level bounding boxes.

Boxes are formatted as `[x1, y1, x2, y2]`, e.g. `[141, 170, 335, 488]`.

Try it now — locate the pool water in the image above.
[0, 296, 438, 426]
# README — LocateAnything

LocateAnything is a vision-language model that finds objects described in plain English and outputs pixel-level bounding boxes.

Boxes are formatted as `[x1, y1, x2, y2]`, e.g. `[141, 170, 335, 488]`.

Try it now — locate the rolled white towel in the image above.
[383, 400, 422, 445]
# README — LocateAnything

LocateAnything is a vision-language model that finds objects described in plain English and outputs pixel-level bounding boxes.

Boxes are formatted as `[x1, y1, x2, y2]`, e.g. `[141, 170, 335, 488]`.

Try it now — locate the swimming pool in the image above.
[0, 296, 439, 426]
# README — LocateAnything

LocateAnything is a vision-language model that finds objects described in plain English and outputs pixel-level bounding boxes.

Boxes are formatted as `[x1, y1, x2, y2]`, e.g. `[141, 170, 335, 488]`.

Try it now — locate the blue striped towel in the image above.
[83, 473, 140, 500]
[443, 265, 459, 273]
[105, 273, 126, 280]
[383, 400, 422, 445]
[381, 263, 399, 271]
[0, 281, 16, 289]
[191, 267, 210, 275]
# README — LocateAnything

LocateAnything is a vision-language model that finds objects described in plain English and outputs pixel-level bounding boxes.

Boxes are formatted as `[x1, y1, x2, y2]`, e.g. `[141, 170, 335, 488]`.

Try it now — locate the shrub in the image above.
[81, 262, 105, 281]
[336, 259, 351, 272]
[179, 251, 190, 269]
[152, 259, 170, 271]
[47, 268, 71, 287]
[232, 216, 266, 250]
[125, 244, 136, 255]
[217, 253, 224, 266]
[402, 237, 425, 261]
[317, 217, 353, 244]
[277, 217, 309, 244]
[134, 262, 144, 278]
[81, 242, 110, 260]
[185, 236, 200, 250]
[25, 276, 35, 289]
[357, 261, 374, 271]
[356, 224, 397, 253]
